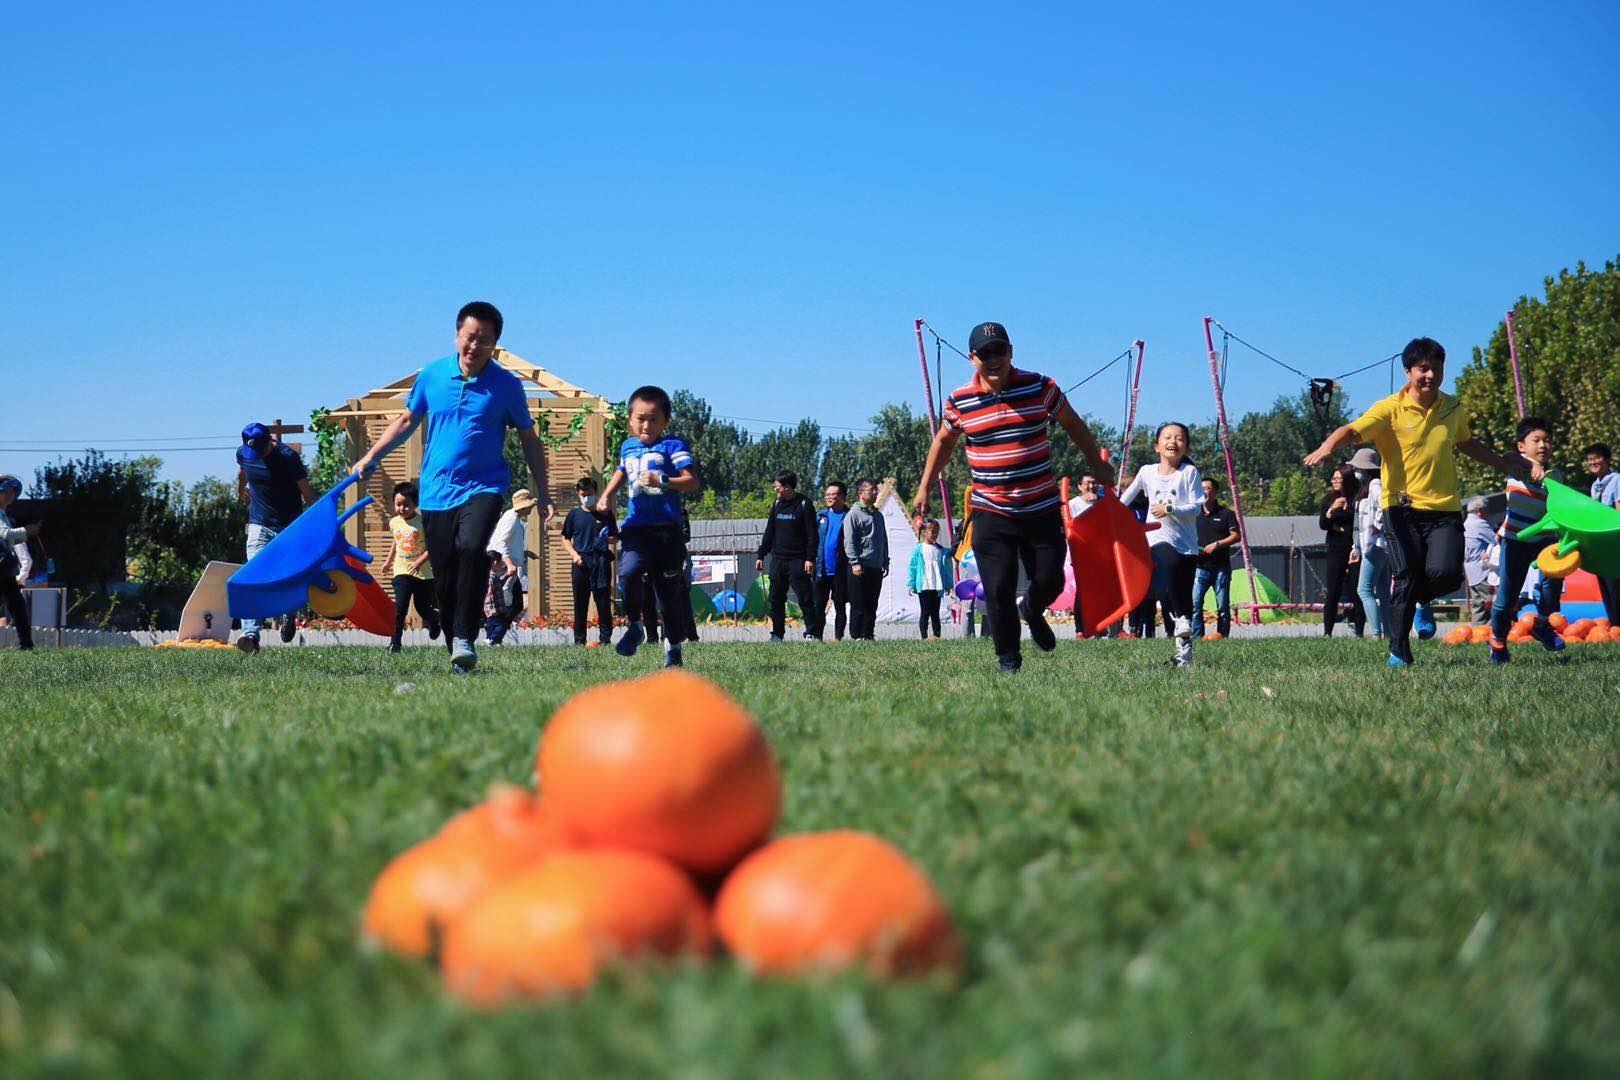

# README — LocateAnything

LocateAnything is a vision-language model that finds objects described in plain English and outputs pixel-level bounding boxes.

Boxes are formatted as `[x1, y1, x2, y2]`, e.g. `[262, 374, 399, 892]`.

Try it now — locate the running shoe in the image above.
[1488, 636, 1510, 665]
[1528, 620, 1566, 653]
[235, 633, 259, 655]
[450, 638, 477, 673]
[1414, 606, 1437, 640]
[615, 621, 645, 657]
[1386, 653, 1410, 667]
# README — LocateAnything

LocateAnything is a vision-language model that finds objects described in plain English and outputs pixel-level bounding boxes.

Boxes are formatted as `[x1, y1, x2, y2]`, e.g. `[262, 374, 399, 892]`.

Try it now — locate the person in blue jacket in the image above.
[907, 518, 956, 639]
[814, 481, 851, 641]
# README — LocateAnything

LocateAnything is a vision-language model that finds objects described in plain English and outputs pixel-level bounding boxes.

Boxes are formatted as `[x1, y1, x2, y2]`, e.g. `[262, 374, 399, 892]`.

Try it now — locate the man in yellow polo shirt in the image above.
[1305, 337, 1537, 666]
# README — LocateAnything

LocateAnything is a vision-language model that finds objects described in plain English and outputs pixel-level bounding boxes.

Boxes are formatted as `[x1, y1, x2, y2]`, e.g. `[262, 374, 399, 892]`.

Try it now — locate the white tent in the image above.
[875, 481, 922, 622]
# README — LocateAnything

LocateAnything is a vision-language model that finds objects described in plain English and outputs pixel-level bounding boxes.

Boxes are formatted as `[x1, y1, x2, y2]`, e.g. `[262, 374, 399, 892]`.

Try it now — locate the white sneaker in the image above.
[1172, 637, 1193, 667]
[450, 637, 477, 673]
[1174, 616, 1193, 642]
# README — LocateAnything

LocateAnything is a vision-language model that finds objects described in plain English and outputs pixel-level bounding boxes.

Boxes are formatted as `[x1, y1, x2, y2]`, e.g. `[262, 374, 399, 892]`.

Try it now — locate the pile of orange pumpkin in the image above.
[361, 670, 958, 1004]
[1442, 612, 1620, 645]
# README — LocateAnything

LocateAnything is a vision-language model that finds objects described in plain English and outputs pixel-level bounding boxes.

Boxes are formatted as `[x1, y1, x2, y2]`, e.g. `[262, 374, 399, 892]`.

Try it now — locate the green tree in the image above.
[1456, 256, 1620, 491]
[818, 434, 862, 491]
[735, 419, 822, 496]
[858, 403, 933, 492]
[31, 452, 161, 590]
[669, 389, 747, 501]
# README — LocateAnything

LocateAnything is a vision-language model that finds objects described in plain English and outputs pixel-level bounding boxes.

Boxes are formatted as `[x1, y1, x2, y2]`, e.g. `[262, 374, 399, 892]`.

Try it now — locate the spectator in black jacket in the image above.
[1318, 465, 1366, 637]
[755, 470, 820, 641]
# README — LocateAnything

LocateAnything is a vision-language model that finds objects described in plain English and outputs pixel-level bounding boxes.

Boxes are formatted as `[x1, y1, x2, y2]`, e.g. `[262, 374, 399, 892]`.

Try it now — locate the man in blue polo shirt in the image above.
[353, 301, 554, 673]
[235, 422, 317, 653]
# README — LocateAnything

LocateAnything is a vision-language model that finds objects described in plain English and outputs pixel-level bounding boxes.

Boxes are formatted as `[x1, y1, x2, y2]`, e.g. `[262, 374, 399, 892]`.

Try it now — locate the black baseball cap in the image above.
[968, 321, 1011, 355]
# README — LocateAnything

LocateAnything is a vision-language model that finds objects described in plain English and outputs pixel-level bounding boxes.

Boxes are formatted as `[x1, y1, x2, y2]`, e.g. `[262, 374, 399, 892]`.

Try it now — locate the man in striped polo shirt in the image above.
[913, 321, 1113, 673]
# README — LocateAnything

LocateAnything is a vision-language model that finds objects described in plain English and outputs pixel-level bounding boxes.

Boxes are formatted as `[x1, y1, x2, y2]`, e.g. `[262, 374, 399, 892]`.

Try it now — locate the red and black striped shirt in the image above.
[942, 368, 1066, 517]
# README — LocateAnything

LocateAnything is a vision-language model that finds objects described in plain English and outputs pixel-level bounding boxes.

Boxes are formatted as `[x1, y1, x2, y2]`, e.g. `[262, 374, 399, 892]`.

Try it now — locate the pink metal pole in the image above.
[914, 318, 956, 544]
[1504, 309, 1526, 419]
[1118, 338, 1145, 480]
[1204, 316, 1260, 626]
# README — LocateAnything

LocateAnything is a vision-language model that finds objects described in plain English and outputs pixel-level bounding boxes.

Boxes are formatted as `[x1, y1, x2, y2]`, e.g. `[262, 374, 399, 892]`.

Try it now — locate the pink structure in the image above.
[1203, 316, 1261, 625]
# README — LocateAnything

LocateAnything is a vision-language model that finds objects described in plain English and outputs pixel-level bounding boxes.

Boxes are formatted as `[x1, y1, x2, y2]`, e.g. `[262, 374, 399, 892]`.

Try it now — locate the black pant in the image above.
[571, 562, 613, 644]
[421, 493, 503, 646]
[1150, 544, 1196, 623]
[918, 590, 942, 638]
[1599, 576, 1620, 623]
[815, 569, 848, 640]
[620, 526, 691, 646]
[390, 574, 440, 647]
[1384, 507, 1463, 663]
[848, 566, 884, 639]
[1, 575, 33, 649]
[768, 554, 817, 638]
[1321, 544, 1365, 636]
[971, 509, 1065, 665]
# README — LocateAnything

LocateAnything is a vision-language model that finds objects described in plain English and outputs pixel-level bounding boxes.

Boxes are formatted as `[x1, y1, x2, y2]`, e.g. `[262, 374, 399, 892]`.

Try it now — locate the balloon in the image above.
[973, 581, 986, 602]
[954, 579, 978, 601]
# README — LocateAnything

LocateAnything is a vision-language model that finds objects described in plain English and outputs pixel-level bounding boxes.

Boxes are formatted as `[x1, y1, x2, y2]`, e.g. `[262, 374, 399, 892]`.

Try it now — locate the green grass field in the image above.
[3, 640, 1619, 1076]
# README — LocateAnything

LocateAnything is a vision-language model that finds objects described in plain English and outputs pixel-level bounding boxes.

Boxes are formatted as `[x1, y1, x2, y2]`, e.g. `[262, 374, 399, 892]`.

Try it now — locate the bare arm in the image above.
[353, 411, 423, 477]
[1459, 438, 1540, 481]
[661, 466, 700, 493]
[1303, 424, 1360, 468]
[912, 425, 962, 518]
[237, 468, 248, 503]
[595, 468, 628, 514]
[1053, 401, 1116, 488]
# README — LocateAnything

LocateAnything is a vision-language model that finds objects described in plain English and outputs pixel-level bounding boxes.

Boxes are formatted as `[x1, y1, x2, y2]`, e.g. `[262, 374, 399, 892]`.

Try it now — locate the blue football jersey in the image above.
[619, 436, 694, 528]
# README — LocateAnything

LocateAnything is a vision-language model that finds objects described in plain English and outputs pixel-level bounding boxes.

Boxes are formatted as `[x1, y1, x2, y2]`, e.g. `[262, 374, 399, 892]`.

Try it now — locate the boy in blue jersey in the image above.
[596, 385, 700, 667]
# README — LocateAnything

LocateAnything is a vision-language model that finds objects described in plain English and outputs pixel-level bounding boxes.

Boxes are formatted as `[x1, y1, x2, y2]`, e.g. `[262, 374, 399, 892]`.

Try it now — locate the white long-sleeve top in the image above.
[1352, 478, 1384, 557]
[1120, 461, 1204, 555]
[486, 508, 529, 587]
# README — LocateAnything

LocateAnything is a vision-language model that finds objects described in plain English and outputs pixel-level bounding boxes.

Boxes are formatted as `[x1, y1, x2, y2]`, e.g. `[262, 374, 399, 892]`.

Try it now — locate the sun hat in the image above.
[511, 490, 537, 512]
[1347, 448, 1380, 471]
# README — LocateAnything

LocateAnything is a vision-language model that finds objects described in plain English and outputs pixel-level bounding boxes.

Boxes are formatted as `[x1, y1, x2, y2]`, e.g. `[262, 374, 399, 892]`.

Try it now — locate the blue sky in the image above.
[4, 1, 1617, 487]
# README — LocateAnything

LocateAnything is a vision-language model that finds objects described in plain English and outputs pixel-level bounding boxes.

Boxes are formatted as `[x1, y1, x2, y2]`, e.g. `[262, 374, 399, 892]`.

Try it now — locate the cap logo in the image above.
[981, 324, 996, 335]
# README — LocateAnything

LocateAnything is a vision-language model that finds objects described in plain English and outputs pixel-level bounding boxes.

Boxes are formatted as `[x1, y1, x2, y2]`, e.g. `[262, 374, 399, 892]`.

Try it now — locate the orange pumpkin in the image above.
[1443, 626, 1469, 644]
[440, 848, 712, 1003]
[1568, 618, 1596, 640]
[1549, 613, 1569, 631]
[1609, 626, 1620, 642]
[361, 786, 566, 956]
[714, 830, 959, 977]
[1506, 628, 1528, 644]
[536, 671, 781, 876]
[1469, 624, 1491, 643]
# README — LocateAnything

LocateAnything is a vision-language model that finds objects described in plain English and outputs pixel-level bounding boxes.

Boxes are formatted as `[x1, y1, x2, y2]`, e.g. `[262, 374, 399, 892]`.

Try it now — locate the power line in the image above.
[0, 434, 237, 444]
[0, 445, 240, 453]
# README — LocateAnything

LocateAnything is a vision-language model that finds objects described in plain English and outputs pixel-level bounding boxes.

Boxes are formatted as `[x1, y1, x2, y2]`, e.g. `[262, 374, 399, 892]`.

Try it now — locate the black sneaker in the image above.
[236, 633, 260, 655]
[427, 622, 442, 641]
[279, 618, 297, 643]
[998, 657, 1022, 674]
[1026, 611, 1057, 652]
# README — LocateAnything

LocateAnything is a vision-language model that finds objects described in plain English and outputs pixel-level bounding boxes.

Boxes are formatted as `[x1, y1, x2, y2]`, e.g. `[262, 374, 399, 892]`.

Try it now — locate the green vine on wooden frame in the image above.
[602, 400, 629, 479]
[308, 407, 349, 493]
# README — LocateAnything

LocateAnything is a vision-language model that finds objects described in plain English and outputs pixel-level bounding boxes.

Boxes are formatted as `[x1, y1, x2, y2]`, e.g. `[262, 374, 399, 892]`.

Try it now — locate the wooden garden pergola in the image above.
[320, 348, 613, 621]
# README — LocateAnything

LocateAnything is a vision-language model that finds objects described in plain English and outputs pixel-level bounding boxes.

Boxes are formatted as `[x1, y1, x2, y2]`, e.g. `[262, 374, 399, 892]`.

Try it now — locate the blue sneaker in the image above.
[1487, 636, 1510, 664]
[1386, 653, 1410, 668]
[1528, 621, 1566, 653]
[449, 637, 477, 673]
[615, 621, 645, 657]
[1414, 606, 1437, 640]
[664, 644, 683, 668]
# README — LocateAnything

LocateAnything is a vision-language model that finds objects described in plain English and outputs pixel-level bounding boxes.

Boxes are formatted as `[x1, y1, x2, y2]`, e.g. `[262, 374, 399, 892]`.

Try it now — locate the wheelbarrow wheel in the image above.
[307, 570, 357, 616]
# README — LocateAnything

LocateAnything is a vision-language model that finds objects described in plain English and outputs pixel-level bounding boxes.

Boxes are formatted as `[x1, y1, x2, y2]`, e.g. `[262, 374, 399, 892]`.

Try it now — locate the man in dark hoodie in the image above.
[755, 470, 820, 641]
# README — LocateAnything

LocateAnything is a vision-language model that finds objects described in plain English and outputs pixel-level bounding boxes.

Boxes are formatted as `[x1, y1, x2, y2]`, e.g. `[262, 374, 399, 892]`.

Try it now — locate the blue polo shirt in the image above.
[618, 436, 694, 529]
[236, 441, 308, 528]
[405, 356, 533, 512]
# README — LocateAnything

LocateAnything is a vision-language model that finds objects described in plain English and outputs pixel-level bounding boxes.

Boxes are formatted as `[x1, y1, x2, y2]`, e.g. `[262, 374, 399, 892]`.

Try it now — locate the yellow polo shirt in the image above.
[1352, 390, 1471, 511]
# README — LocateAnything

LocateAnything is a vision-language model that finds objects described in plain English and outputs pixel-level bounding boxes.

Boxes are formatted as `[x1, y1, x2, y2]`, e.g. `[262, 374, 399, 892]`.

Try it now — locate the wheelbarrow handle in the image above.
[335, 495, 374, 529]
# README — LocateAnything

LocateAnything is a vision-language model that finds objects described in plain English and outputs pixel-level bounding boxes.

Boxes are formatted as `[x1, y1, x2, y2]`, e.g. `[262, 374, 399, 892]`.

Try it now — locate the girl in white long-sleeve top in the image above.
[1119, 424, 1204, 667]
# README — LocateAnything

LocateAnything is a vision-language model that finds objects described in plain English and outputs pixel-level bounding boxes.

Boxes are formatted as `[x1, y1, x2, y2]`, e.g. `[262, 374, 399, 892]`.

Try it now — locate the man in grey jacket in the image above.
[842, 478, 889, 640]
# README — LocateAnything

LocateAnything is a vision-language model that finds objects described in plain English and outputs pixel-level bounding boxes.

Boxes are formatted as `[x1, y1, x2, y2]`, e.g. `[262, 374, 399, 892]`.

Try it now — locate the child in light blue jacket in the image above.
[907, 519, 955, 639]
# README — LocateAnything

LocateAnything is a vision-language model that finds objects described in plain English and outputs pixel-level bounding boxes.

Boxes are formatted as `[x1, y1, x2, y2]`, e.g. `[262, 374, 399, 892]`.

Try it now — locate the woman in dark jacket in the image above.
[1318, 465, 1366, 636]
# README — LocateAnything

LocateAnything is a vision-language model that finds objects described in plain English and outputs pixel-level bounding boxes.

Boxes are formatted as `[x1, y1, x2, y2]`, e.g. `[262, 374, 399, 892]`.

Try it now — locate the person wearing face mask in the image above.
[561, 475, 618, 646]
[1305, 337, 1536, 667]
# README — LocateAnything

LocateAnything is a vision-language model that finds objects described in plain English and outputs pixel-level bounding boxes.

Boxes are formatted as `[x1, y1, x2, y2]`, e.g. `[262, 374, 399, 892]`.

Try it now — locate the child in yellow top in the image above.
[1305, 337, 1536, 666]
[385, 481, 441, 652]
